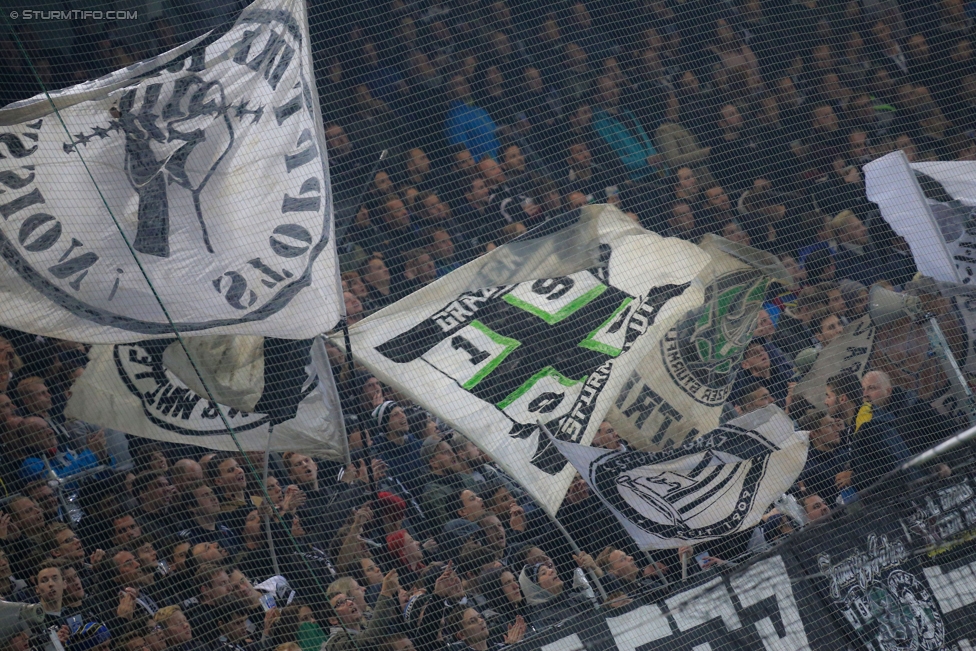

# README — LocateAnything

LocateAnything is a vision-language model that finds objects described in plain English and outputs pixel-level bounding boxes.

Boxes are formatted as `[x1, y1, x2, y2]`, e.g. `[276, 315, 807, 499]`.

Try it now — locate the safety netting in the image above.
[2, 1, 976, 651]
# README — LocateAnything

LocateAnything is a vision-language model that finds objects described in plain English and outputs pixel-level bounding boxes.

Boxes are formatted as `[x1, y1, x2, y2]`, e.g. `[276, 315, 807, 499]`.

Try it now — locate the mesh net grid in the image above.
[2, 1, 976, 650]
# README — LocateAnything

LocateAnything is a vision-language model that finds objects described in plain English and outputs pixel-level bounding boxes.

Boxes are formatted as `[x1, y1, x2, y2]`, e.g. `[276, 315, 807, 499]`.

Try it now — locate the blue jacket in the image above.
[445, 100, 501, 163]
[20, 447, 113, 484]
[592, 108, 661, 181]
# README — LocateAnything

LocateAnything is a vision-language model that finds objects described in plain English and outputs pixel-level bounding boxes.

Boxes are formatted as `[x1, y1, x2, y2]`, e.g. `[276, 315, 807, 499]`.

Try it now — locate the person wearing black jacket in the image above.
[863, 370, 959, 457]
[826, 371, 916, 498]
[281, 452, 368, 550]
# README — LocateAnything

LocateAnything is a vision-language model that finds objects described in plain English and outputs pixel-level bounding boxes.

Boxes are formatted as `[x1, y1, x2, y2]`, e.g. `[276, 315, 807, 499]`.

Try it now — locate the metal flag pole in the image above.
[536, 421, 610, 604]
[335, 149, 389, 245]
[537, 421, 672, 591]
[263, 424, 280, 576]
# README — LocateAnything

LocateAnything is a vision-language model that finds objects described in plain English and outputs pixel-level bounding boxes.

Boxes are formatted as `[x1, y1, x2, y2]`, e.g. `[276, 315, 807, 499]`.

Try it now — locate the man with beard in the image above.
[796, 409, 849, 507]
[825, 372, 913, 498]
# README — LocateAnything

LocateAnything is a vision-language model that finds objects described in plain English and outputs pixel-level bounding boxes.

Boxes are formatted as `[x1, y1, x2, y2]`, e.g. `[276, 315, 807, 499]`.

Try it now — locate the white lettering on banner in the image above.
[540, 634, 585, 651]
[605, 604, 672, 651]
[667, 578, 742, 633]
[731, 557, 812, 651]
[923, 562, 976, 612]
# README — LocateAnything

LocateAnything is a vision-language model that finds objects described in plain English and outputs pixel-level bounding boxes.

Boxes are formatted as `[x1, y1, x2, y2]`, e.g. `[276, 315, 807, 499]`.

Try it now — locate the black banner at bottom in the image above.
[509, 462, 976, 651]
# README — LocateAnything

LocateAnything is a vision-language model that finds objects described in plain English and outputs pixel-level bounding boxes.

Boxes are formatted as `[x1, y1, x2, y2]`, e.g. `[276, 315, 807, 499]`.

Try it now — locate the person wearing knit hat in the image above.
[372, 402, 428, 495]
[375, 491, 408, 534]
[839, 279, 868, 319]
[516, 561, 592, 630]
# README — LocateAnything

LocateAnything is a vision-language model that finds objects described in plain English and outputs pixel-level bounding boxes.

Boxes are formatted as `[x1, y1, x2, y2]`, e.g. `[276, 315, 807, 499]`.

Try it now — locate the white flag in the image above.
[865, 152, 976, 285]
[795, 314, 875, 410]
[344, 205, 710, 514]
[552, 406, 808, 549]
[65, 337, 348, 459]
[608, 236, 789, 451]
[0, 0, 340, 342]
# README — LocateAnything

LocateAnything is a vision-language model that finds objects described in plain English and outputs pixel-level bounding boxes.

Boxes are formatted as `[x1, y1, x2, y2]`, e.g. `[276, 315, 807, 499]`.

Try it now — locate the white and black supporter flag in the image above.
[0, 0, 341, 342]
[64, 336, 347, 458]
[608, 235, 790, 452]
[866, 153, 976, 286]
[341, 205, 710, 514]
[551, 406, 808, 549]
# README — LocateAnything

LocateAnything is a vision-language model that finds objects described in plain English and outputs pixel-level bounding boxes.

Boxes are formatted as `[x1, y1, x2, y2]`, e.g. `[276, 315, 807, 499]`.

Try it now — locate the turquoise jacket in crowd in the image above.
[593, 107, 663, 182]
[445, 100, 501, 162]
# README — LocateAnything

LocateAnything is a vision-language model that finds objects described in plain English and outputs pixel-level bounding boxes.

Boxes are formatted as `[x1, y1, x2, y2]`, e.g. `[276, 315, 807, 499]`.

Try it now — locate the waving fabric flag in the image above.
[552, 406, 808, 549]
[0, 0, 340, 342]
[608, 236, 790, 452]
[64, 337, 348, 459]
[343, 205, 710, 515]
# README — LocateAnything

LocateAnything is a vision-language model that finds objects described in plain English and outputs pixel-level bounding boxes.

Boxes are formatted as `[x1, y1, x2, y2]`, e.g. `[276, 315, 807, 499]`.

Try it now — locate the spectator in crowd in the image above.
[730, 382, 774, 417]
[830, 211, 886, 285]
[840, 280, 870, 320]
[592, 76, 664, 182]
[825, 371, 913, 496]
[153, 606, 204, 651]
[132, 470, 184, 538]
[793, 308, 845, 374]
[595, 548, 665, 598]
[170, 460, 203, 495]
[445, 75, 501, 163]
[12, 416, 113, 483]
[179, 483, 241, 555]
[733, 341, 796, 407]
[796, 409, 848, 507]
[773, 286, 830, 361]
[372, 401, 426, 495]
[416, 437, 481, 538]
[517, 557, 593, 629]
[861, 370, 955, 457]
[323, 570, 401, 651]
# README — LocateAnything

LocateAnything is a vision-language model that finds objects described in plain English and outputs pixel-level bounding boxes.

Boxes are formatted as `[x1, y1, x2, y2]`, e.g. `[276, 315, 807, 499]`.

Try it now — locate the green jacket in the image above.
[418, 472, 481, 539]
[323, 594, 399, 651]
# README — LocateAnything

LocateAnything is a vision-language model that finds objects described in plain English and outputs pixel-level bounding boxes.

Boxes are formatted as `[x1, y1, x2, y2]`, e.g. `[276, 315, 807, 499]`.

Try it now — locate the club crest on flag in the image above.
[114, 341, 271, 435]
[590, 424, 777, 540]
[0, 2, 338, 339]
[663, 268, 769, 407]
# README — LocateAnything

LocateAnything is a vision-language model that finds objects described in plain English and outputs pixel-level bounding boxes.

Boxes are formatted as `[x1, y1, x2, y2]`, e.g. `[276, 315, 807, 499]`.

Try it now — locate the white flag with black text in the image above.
[608, 236, 789, 452]
[552, 406, 808, 549]
[65, 337, 348, 459]
[0, 0, 340, 342]
[343, 206, 710, 515]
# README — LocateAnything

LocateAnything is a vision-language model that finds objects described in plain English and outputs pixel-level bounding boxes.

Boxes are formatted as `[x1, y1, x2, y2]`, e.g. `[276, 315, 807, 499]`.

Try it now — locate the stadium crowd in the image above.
[3, 0, 976, 650]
